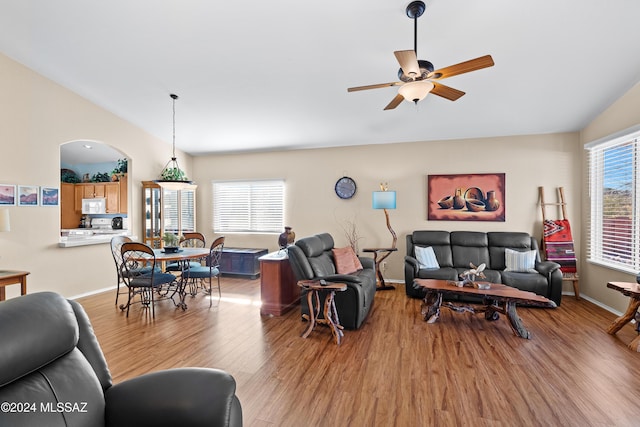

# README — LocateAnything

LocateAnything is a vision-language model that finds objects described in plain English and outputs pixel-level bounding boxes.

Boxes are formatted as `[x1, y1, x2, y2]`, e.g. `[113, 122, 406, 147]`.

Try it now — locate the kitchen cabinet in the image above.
[60, 183, 81, 229]
[142, 181, 197, 249]
[74, 182, 121, 213]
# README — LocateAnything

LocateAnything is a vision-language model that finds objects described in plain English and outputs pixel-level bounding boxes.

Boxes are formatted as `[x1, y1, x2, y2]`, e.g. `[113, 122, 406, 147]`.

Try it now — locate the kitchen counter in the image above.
[59, 229, 136, 248]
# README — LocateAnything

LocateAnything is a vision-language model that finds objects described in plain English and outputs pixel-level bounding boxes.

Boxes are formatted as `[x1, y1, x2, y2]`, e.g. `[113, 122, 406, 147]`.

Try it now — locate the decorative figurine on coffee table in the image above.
[461, 262, 489, 289]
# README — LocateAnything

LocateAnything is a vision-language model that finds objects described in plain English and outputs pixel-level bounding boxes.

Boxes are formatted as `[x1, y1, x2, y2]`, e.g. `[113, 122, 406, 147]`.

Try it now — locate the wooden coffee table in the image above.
[414, 279, 556, 339]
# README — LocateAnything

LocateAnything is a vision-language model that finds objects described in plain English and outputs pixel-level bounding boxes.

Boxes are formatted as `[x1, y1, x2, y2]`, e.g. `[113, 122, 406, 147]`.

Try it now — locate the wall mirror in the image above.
[59, 140, 130, 233]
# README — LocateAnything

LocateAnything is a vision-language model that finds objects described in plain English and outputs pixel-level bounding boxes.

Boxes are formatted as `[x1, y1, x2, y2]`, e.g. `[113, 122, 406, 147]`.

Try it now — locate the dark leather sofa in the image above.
[287, 233, 377, 329]
[404, 230, 563, 305]
[0, 292, 242, 427]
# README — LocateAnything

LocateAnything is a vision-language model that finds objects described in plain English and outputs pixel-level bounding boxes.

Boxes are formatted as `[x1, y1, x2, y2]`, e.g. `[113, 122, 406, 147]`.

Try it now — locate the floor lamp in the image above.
[368, 185, 398, 290]
[372, 186, 397, 249]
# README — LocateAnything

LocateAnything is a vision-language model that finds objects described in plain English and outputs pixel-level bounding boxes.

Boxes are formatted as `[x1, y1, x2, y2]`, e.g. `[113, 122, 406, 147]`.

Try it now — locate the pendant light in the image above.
[157, 93, 192, 185]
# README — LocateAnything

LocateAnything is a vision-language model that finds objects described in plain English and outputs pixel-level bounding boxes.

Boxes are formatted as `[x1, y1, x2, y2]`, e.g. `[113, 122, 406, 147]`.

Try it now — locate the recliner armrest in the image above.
[405, 256, 420, 274]
[535, 260, 561, 276]
[105, 367, 242, 427]
[358, 256, 375, 270]
[322, 274, 362, 284]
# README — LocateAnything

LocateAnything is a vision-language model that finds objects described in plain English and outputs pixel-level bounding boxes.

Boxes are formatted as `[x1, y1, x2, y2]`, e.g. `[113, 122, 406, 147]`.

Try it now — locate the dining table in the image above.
[152, 247, 211, 309]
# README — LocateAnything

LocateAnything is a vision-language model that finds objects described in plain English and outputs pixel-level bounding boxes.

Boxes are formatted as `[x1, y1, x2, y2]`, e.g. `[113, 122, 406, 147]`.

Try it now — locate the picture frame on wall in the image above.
[427, 173, 506, 222]
[0, 184, 16, 206]
[18, 185, 39, 206]
[40, 186, 59, 206]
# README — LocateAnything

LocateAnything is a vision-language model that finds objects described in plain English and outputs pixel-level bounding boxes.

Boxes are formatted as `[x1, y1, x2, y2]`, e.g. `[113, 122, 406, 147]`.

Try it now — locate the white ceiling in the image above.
[2, 0, 640, 157]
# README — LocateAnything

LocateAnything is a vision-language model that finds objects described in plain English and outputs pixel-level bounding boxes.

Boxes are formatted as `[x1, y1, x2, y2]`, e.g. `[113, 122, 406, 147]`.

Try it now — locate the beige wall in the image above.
[9, 44, 635, 313]
[580, 81, 640, 312]
[193, 133, 582, 288]
[0, 53, 192, 298]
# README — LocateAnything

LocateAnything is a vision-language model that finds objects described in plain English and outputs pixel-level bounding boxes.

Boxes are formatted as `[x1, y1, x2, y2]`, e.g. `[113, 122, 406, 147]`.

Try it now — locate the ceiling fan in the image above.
[347, 1, 494, 110]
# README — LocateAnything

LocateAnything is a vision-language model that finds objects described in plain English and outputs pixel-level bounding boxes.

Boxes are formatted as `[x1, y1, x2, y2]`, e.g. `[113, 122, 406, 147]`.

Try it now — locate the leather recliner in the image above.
[0, 292, 242, 427]
[287, 233, 377, 329]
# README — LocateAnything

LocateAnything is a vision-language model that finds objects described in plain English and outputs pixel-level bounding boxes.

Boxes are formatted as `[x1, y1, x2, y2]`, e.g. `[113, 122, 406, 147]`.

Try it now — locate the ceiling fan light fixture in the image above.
[398, 80, 434, 103]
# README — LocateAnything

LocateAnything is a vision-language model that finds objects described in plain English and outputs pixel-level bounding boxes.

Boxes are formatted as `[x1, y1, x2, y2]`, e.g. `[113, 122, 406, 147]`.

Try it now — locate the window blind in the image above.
[164, 188, 196, 234]
[586, 131, 640, 273]
[212, 180, 284, 233]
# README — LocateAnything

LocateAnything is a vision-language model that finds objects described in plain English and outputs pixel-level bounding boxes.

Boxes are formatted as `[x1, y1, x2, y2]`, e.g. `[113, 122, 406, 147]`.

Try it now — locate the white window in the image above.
[586, 126, 640, 273]
[164, 188, 196, 234]
[212, 180, 284, 233]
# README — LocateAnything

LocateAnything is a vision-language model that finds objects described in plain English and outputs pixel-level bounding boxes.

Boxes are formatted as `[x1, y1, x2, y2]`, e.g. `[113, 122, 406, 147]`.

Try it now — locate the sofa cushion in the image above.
[415, 246, 440, 269]
[297, 235, 325, 257]
[501, 271, 549, 295]
[332, 246, 363, 274]
[418, 267, 458, 281]
[504, 248, 538, 273]
[411, 231, 453, 267]
[451, 231, 490, 269]
[487, 232, 538, 270]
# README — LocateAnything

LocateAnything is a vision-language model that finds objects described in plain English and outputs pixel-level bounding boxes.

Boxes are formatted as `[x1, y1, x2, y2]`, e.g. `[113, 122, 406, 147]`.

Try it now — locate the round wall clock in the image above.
[335, 176, 357, 199]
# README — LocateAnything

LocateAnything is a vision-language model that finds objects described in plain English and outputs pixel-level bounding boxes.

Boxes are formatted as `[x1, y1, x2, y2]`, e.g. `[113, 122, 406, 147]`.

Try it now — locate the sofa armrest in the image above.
[535, 260, 561, 277]
[404, 256, 420, 274]
[105, 367, 242, 427]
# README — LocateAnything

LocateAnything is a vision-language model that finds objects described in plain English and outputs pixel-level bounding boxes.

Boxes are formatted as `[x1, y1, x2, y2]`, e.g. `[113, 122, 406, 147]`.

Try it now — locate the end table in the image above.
[298, 280, 347, 345]
[0, 270, 29, 301]
[362, 247, 397, 290]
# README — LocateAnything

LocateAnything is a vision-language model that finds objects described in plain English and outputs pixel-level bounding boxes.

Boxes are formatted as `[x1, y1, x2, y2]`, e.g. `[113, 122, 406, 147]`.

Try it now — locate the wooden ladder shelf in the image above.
[539, 187, 580, 299]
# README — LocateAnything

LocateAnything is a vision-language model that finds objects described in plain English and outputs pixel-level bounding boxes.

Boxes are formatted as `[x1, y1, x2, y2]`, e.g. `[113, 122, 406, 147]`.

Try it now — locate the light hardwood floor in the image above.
[78, 279, 640, 426]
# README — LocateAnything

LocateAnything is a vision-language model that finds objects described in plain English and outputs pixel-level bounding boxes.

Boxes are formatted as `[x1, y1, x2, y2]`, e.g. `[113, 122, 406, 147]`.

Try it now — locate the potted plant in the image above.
[162, 232, 180, 252]
[111, 158, 128, 181]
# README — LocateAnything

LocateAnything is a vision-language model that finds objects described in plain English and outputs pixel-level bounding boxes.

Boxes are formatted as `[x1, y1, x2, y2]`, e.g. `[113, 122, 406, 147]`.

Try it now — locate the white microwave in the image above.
[81, 198, 106, 214]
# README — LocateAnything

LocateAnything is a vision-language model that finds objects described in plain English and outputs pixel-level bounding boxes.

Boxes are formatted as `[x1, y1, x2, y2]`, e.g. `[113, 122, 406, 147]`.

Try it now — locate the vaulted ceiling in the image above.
[2, 1, 640, 156]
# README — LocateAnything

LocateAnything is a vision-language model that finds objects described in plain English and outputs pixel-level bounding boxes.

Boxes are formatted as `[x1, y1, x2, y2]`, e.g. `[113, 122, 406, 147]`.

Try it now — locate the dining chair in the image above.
[110, 235, 132, 306]
[165, 232, 206, 272]
[185, 236, 225, 307]
[120, 242, 177, 318]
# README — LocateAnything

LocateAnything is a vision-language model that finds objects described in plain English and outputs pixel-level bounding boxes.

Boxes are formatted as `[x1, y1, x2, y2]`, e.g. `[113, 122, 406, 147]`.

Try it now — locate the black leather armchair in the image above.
[0, 292, 242, 427]
[287, 233, 377, 329]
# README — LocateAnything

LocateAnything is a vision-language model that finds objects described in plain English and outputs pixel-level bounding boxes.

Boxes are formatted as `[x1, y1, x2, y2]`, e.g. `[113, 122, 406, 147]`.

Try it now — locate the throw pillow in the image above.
[332, 246, 363, 274]
[504, 248, 538, 273]
[415, 246, 440, 269]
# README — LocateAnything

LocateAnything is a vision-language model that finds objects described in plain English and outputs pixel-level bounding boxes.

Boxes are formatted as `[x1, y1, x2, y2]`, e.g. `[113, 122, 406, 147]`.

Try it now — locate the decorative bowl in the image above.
[163, 246, 180, 253]
[466, 199, 485, 212]
[437, 195, 454, 209]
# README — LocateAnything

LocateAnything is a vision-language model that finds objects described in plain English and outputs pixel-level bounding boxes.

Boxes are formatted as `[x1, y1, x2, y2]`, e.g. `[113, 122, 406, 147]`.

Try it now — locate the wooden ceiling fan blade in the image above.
[431, 55, 494, 80]
[347, 81, 403, 92]
[430, 82, 465, 101]
[394, 50, 420, 78]
[383, 94, 405, 110]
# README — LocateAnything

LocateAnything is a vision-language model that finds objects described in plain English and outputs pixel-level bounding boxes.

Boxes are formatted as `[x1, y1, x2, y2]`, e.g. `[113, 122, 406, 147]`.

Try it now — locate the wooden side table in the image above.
[362, 247, 397, 290]
[298, 280, 347, 345]
[607, 281, 640, 352]
[0, 270, 30, 301]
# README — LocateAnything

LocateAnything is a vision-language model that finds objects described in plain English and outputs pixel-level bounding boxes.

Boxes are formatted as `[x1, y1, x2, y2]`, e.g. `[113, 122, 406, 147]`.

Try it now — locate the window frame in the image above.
[212, 179, 285, 234]
[585, 125, 640, 274]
